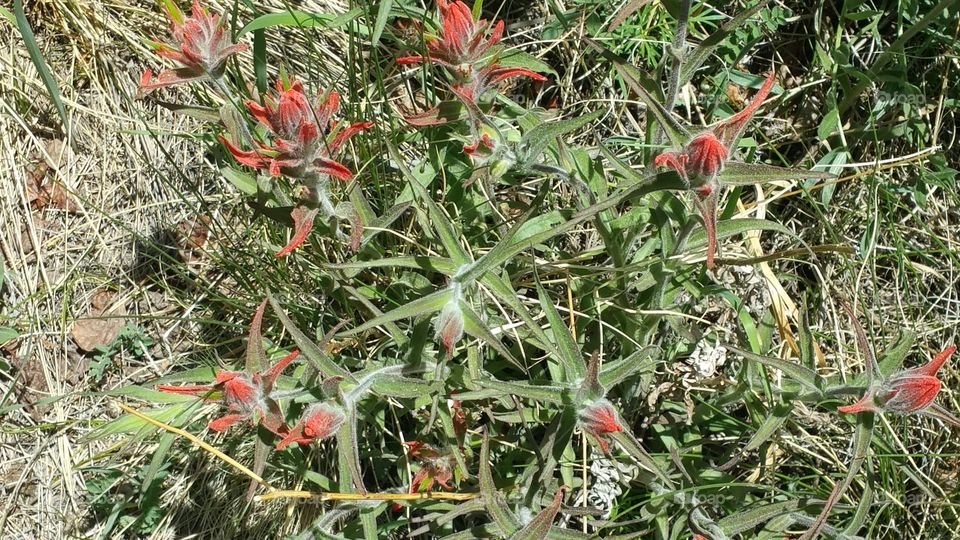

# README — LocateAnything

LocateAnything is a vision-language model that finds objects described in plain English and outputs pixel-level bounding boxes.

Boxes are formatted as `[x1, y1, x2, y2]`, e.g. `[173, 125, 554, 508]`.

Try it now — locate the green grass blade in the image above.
[14, 0, 69, 133]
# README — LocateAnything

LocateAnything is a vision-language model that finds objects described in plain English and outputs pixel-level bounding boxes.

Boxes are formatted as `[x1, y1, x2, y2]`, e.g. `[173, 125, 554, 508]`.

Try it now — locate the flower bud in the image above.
[434, 299, 465, 357]
[276, 402, 346, 450]
[839, 345, 957, 418]
[684, 132, 727, 183]
[577, 398, 624, 453]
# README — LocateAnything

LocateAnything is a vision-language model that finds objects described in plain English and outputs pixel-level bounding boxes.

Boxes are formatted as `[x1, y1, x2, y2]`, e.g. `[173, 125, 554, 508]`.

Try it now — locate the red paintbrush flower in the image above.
[839, 345, 958, 421]
[396, 0, 503, 70]
[217, 77, 371, 256]
[218, 78, 372, 181]
[654, 72, 776, 269]
[275, 402, 347, 450]
[397, 0, 547, 123]
[577, 398, 624, 453]
[434, 298, 465, 358]
[452, 63, 547, 105]
[139, 0, 248, 95]
[156, 348, 299, 434]
[405, 441, 454, 492]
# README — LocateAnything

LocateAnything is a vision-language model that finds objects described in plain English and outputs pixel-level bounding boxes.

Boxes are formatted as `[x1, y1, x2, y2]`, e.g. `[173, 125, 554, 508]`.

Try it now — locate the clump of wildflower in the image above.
[839, 345, 959, 424]
[157, 348, 299, 434]
[397, 0, 546, 161]
[577, 398, 624, 453]
[139, 0, 248, 95]
[396, 0, 503, 70]
[217, 77, 372, 256]
[275, 402, 347, 450]
[397, 0, 547, 100]
[654, 72, 775, 268]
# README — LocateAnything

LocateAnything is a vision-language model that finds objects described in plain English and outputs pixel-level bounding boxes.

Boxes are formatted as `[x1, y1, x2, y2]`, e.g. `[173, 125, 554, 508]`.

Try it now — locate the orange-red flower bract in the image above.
[218, 78, 372, 181]
[577, 398, 624, 453]
[397, 0, 547, 116]
[653, 72, 776, 269]
[839, 345, 957, 416]
[157, 307, 300, 434]
[275, 402, 346, 450]
[396, 0, 503, 69]
[140, 0, 248, 94]
[405, 441, 454, 491]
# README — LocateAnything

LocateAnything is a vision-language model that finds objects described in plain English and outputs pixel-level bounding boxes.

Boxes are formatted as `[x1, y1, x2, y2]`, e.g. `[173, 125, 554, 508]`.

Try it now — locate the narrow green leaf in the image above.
[877, 330, 917, 378]
[339, 289, 452, 336]
[84, 402, 196, 439]
[370, 0, 392, 46]
[599, 346, 659, 389]
[499, 50, 558, 77]
[14, 0, 69, 132]
[743, 402, 793, 453]
[459, 171, 687, 283]
[718, 500, 802, 535]
[687, 218, 795, 251]
[253, 29, 267, 95]
[239, 8, 366, 35]
[371, 375, 442, 398]
[799, 303, 815, 370]
[727, 345, 824, 395]
[609, 430, 674, 488]
[480, 429, 521, 534]
[267, 293, 352, 380]
[598, 142, 657, 186]
[101, 386, 197, 404]
[340, 284, 408, 346]
[536, 280, 585, 380]
[0, 327, 19, 345]
[326, 255, 457, 275]
[798, 413, 873, 540]
[509, 489, 565, 540]
[459, 302, 522, 368]
[358, 201, 411, 249]
[584, 37, 690, 147]
[221, 167, 258, 195]
[0, 6, 16, 26]
[478, 379, 568, 404]
[390, 144, 471, 265]
[480, 272, 562, 360]
[336, 406, 368, 494]
[719, 161, 834, 185]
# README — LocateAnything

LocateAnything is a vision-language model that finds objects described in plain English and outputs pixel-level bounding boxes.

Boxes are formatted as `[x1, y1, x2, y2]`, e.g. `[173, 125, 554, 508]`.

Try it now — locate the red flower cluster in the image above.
[140, 0, 248, 94]
[218, 78, 372, 180]
[839, 345, 957, 418]
[276, 402, 347, 450]
[404, 441, 455, 492]
[434, 299, 465, 358]
[157, 348, 298, 435]
[157, 300, 347, 449]
[577, 398, 624, 453]
[397, 0, 546, 151]
[396, 0, 503, 70]
[654, 72, 776, 268]
[218, 78, 372, 256]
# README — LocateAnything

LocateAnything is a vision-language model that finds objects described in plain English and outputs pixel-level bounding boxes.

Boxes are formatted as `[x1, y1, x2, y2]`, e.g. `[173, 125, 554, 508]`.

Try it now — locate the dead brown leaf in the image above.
[71, 290, 127, 352]
[175, 214, 211, 262]
[24, 139, 81, 213]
